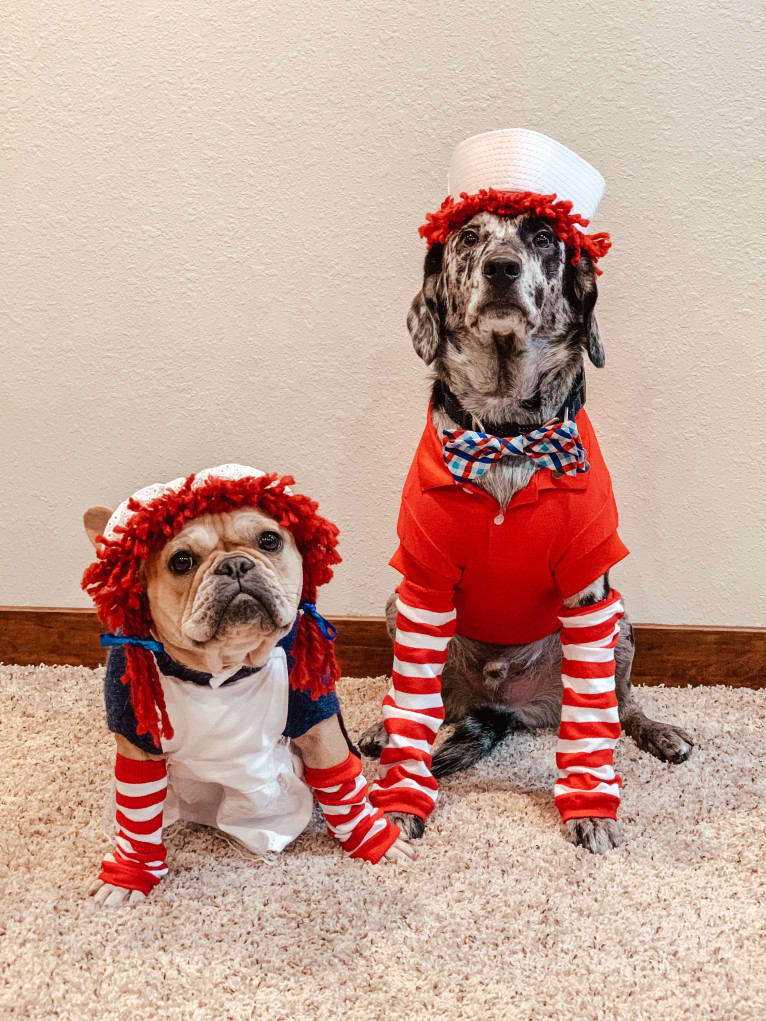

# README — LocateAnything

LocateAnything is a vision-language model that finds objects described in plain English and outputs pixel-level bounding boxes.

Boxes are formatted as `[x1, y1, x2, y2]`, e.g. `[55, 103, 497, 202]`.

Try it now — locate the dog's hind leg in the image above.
[615, 616, 695, 763]
[431, 629, 564, 777]
[363, 609, 556, 773]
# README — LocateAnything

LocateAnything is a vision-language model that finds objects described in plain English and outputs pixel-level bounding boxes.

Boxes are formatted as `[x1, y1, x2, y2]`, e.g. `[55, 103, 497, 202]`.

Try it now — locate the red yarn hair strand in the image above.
[419, 189, 611, 274]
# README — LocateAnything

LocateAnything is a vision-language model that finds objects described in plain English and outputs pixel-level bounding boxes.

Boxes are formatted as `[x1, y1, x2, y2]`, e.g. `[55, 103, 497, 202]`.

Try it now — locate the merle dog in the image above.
[360, 210, 694, 853]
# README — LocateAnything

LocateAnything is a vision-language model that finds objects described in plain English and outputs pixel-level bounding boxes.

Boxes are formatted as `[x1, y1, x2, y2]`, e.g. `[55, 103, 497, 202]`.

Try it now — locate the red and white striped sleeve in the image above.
[99, 754, 169, 895]
[555, 590, 624, 822]
[303, 751, 401, 863]
[369, 579, 456, 821]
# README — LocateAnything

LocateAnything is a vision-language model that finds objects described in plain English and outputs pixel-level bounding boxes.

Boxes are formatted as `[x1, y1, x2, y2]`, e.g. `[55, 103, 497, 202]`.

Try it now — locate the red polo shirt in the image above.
[390, 407, 629, 645]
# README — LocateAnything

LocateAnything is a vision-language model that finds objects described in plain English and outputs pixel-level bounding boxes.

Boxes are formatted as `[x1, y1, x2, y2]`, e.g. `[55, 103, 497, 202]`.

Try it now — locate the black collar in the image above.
[434, 366, 586, 438]
[154, 618, 300, 688]
[154, 647, 263, 687]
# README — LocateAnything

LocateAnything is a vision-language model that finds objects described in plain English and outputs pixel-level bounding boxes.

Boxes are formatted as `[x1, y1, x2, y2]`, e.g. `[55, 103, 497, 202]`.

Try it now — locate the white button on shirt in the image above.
[494, 513, 505, 525]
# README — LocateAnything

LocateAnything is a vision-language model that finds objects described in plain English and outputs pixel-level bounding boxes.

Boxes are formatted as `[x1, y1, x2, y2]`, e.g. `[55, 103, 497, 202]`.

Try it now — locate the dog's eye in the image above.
[460, 230, 479, 247]
[534, 231, 553, 248]
[257, 531, 283, 553]
[168, 550, 195, 575]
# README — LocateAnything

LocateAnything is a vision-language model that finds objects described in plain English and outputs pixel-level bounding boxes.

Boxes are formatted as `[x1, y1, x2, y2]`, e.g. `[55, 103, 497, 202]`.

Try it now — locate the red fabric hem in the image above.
[368, 789, 432, 822]
[99, 860, 163, 895]
[303, 751, 360, 789]
[556, 789, 620, 822]
[558, 806, 619, 823]
[555, 536, 629, 600]
[349, 818, 401, 864]
[114, 753, 166, 783]
[558, 588, 623, 620]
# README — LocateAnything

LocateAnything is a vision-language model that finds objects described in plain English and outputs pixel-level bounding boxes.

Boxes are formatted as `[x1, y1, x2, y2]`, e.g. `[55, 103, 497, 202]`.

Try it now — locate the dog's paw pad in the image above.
[562, 817, 622, 854]
[381, 836, 417, 864]
[646, 724, 695, 763]
[89, 880, 147, 907]
[358, 723, 386, 758]
[387, 812, 426, 840]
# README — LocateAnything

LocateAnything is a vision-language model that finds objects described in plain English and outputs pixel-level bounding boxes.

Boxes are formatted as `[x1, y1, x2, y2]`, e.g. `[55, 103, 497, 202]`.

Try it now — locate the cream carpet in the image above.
[1, 664, 764, 1021]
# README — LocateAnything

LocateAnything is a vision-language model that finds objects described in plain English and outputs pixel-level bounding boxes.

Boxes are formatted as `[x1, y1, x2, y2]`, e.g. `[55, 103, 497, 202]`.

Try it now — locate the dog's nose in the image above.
[483, 257, 522, 280]
[214, 555, 256, 579]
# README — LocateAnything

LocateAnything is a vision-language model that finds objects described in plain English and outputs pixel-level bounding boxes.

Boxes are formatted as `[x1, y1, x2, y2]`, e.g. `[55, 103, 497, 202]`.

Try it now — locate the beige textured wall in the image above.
[2, 1, 764, 626]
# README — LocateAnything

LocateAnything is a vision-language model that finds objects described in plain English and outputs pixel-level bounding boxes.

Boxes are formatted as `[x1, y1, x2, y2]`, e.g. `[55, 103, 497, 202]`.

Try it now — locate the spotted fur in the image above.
[360, 211, 694, 850]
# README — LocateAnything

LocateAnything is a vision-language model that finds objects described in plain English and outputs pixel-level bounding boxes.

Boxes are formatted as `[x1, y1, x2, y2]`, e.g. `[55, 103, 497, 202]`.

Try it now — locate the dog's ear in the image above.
[570, 252, 605, 368]
[83, 506, 112, 547]
[407, 243, 444, 365]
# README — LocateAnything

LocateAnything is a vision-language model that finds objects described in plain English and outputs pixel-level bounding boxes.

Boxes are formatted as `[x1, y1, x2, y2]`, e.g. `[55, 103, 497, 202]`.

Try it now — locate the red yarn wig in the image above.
[419, 189, 611, 274]
[82, 472, 342, 747]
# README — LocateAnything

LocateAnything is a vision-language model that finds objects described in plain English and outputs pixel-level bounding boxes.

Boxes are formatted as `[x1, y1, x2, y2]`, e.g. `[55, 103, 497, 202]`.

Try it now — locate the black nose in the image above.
[214, 555, 256, 579]
[483, 257, 522, 280]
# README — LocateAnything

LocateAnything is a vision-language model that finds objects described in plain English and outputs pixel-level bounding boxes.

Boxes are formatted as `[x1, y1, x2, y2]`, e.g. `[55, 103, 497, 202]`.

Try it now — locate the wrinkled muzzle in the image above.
[181, 553, 296, 644]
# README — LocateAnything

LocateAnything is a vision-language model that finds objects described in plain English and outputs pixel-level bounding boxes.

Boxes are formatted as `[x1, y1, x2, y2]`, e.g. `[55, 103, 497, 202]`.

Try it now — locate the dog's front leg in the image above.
[557, 575, 624, 854]
[614, 618, 695, 763]
[367, 589, 457, 842]
[89, 734, 168, 907]
[295, 715, 415, 863]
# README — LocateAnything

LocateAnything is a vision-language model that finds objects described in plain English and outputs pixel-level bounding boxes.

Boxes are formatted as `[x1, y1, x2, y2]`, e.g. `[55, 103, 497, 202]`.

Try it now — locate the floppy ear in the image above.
[83, 506, 112, 547]
[572, 253, 605, 368]
[406, 243, 444, 365]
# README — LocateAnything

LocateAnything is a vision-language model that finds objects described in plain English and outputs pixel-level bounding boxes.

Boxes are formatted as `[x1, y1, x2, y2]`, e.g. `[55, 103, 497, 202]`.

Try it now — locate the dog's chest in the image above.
[473, 457, 538, 510]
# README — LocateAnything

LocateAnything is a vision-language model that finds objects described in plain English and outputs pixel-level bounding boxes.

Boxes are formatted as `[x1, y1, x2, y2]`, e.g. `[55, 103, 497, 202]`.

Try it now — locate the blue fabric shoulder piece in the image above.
[103, 646, 163, 756]
[284, 686, 341, 740]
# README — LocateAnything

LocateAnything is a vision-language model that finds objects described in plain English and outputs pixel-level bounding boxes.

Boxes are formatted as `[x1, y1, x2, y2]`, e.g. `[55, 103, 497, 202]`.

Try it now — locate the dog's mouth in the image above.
[480, 301, 530, 320]
[182, 575, 294, 645]
[476, 302, 535, 339]
[215, 590, 276, 635]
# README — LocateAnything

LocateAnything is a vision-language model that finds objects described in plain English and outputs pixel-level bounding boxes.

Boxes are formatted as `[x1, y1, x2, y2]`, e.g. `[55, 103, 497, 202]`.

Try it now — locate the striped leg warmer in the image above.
[99, 754, 169, 894]
[555, 591, 624, 822]
[370, 589, 456, 821]
[303, 752, 401, 864]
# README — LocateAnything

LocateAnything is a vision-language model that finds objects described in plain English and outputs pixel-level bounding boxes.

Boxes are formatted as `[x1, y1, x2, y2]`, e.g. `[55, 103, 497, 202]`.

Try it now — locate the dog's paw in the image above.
[562, 817, 622, 854]
[381, 835, 417, 864]
[88, 878, 147, 907]
[358, 722, 387, 758]
[628, 718, 695, 764]
[387, 812, 426, 841]
[646, 723, 694, 763]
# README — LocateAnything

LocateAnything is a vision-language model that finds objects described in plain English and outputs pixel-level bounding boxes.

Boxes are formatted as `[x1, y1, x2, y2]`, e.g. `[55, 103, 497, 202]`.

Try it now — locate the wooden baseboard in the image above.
[0, 607, 763, 688]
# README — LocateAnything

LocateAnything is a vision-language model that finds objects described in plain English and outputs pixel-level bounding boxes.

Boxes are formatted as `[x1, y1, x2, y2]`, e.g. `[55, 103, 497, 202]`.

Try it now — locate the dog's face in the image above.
[408, 212, 604, 413]
[85, 507, 303, 674]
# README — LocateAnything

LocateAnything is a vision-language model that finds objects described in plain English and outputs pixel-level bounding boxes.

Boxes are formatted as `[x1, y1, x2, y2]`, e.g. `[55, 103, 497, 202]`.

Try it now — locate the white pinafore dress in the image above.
[156, 644, 314, 854]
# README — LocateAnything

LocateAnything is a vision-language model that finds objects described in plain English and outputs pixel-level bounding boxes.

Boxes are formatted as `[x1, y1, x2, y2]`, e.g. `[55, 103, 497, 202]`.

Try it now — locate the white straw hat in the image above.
[447, 129, 605, 222]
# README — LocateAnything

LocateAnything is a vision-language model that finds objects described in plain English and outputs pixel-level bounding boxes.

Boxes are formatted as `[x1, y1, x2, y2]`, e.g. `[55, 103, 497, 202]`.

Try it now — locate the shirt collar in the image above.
[416, 404, 591, 506]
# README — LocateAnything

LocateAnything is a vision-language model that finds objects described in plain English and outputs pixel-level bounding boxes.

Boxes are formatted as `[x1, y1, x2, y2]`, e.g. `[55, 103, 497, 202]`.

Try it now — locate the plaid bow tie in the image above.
[442, 417, 590, 484]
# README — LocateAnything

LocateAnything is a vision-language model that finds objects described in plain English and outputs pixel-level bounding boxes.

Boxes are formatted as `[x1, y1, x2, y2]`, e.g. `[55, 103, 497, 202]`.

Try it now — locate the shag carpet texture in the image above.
[1, 665, 764, 1020]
